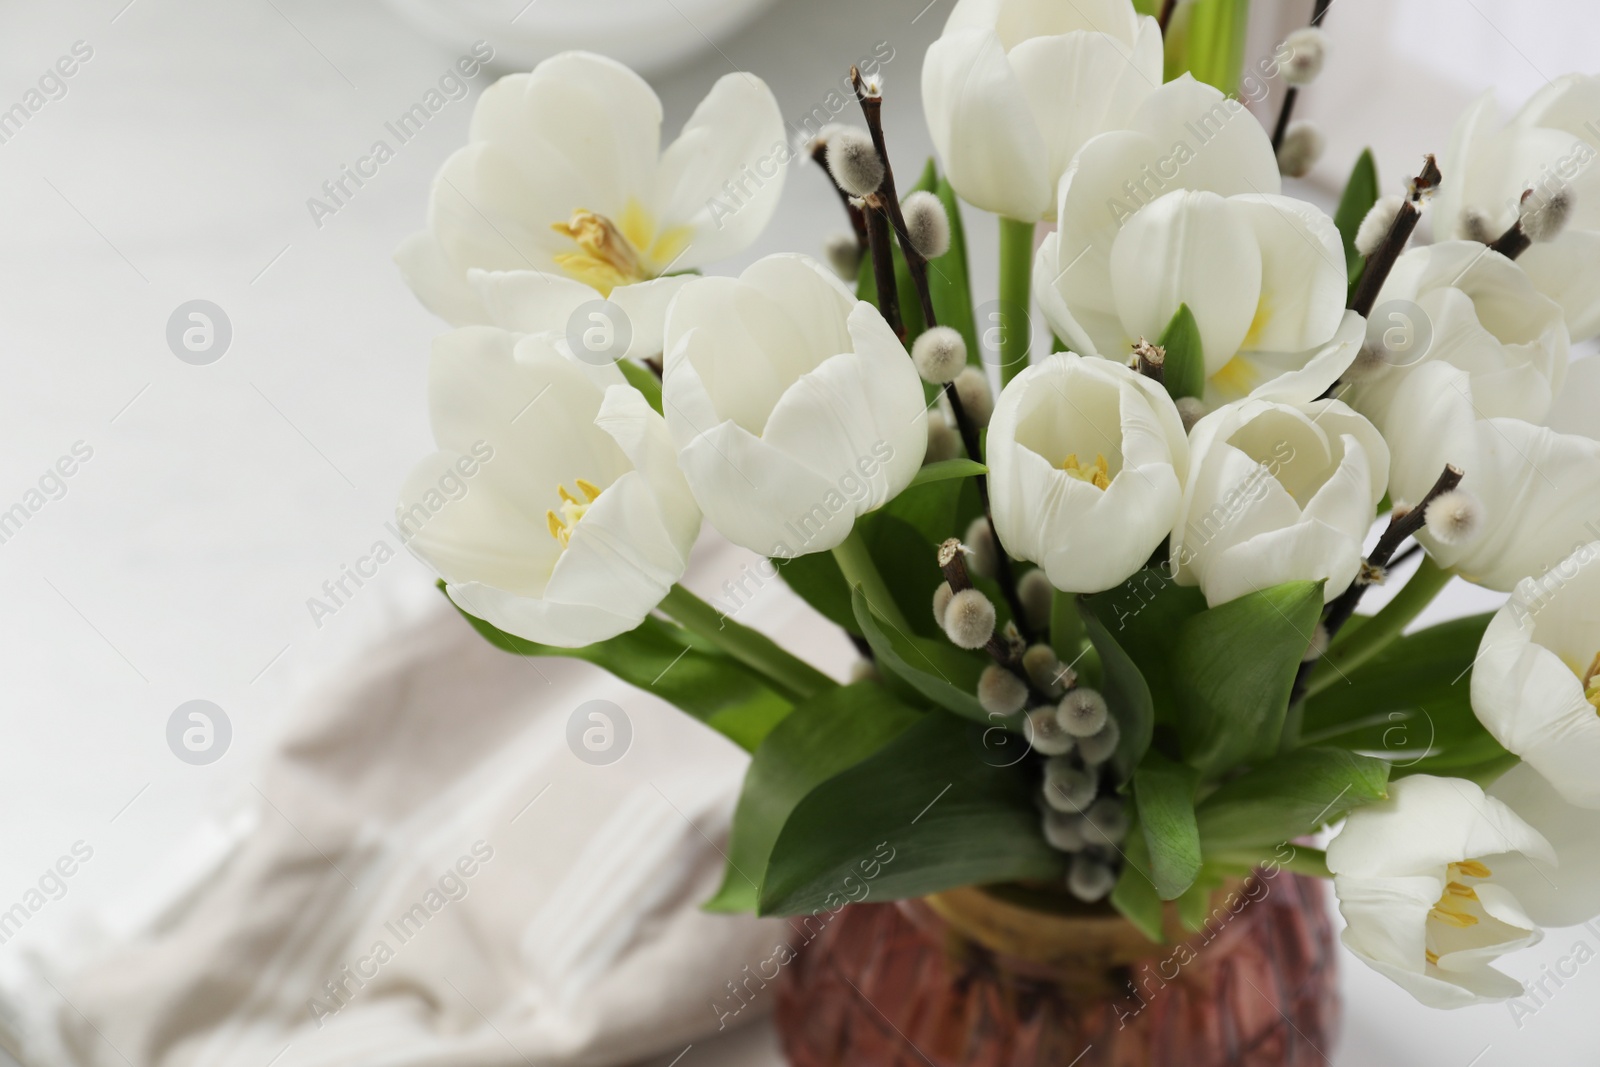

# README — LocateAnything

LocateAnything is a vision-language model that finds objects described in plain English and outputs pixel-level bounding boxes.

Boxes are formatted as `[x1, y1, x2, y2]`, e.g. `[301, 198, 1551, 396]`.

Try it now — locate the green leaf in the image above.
[1158, 304, 1206, 401]
[773, 552, 857, 635]
[930, 172, 979, 363]
[617, 359, 663, 414]
[1080, 570, 1207, 722]
[1174, 581, 1324, 775]
[444, 584, 790, 751]
[1050, 588, 1087, 662]
[1110, 829, 1165, 942]
[1176, 0, 1252, 92]
[1175, 870, 1225, 933]
[1334, 149, 1380, 284]
[908, 458, 986, 489]
[1196, 747, 1390, 851]
[851, 584, 992, 724]
[1133, 752, 1202, 900]
[1081, 608, 1156, 781]
[706, 683, 921, 913]
[1303, 612, 1492, 740]
[758, 711, 1066, 915]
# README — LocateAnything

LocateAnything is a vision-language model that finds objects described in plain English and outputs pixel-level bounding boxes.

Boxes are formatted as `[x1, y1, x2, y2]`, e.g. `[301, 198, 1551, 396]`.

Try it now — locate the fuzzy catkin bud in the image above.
[977, 664, 1028, 717]
[1460, 208, 1497, 244]
[952, 367, 994, 428]
[902, 191, 951, 258]
[925, 419, 961, 464]
[1175, 396, 1208, 433]
[1027, 706, 1074, 757]
[1017, 568, 1054, 633]
[1520, 188, 1574, 243]
[912, 326, 967, 384]
[848, 659, 879, 684]
[1282, 27, 1327, 86]
[1059, 688, 1109, 737]
[964, 516, 998, 580]
[1355, 195, 1404, 257]
[1043, 757, 1096, 812]
[1424, 488, 1484, 546]
[932, 581, 953, 627]
[1277, 121, 1325, 179]
[1067, 853, 1116, 902]
[823, 232, 862, 282]
[1042, 810, 1087, 852]
[825, 127, 884, 197]
[1076, 717, 1121, 765]
[942, 588, 996, 649]
[1303, 623, 1330, 664]
[1022, 644, 1065, 696]
[1082, 797, 1129, 846]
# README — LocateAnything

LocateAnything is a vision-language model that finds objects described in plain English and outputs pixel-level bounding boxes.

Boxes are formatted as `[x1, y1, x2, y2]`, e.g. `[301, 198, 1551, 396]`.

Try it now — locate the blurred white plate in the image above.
[385, 0, 782, 77]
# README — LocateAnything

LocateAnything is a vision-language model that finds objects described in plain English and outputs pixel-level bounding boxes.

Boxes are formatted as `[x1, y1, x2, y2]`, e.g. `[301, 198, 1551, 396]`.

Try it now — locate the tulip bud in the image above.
[932, 580, 953, 626]
[902, 191, 951, 258]
[1520, 187, 1574, 244]
[1423, 488, 1485, 546]
[1077, 716, 1121, 765]
[1355, 195, 1404, 257]
[1042, 809, 1087, 852]
[1176, 396, 1208, 432]
[977, 664, 1028, 717]
[1277, 121, 1326, 179]
[1018, 569, 1054, 634]
[1082, 797, 1130, 845]
[823, 232, 862, 282]
[1059, 687, 1109, 737]
[963, 516, 998, 580]
[952, 367, 994, 428]
[1067, 853, 1116, 902]
[1282, 27, 1327, 86]
[925, 418, 962, 463]
[1043, 757, 1096, 812]
[942, 588, 996, 649]
[1027, 706, 1075, 756]
[912, 326, 967, 384]
[1022, 643, 1065, 696]
[825, 127, 884, 197]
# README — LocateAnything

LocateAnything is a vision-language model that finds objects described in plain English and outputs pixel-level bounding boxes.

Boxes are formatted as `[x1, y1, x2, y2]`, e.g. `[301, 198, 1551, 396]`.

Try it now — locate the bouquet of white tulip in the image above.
[393, 0, 1600, 1016]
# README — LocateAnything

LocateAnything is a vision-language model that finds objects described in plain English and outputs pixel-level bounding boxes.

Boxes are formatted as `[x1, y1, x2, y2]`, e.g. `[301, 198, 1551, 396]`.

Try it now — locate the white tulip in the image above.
[1436, 79, 1600, 341]
[396, 51, 787, 362]
[986, 354, 1187, 593]
[1382, 361, 1600, 591]
[921, 0, 1163, 222]
[1487, 762, 1600, 929]
[1345, 242, 1569, 431]
[1034, 76, 1360, 405]
[399, 327, 699, 647]
[660, 254, 928, 556]
[1472, 541, 1600, 807]
[1327, 775, 1556, 1009]
[1169, 398, 1388, 607]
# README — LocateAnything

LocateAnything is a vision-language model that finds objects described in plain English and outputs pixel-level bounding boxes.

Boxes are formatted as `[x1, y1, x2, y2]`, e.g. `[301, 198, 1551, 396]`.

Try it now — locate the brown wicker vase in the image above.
[774, 872, 1338, 1066]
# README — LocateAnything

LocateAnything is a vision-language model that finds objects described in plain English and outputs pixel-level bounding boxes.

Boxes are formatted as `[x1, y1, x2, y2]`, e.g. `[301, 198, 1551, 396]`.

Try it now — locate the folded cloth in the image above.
[0, 599, 789, 1067]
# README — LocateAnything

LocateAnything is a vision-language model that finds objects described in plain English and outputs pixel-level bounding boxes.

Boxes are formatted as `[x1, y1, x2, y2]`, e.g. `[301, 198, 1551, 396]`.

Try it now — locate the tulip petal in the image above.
[395, 229, 491, 326]
[1488, 762, 1600, 928]
[1230, 194, 1348, 355]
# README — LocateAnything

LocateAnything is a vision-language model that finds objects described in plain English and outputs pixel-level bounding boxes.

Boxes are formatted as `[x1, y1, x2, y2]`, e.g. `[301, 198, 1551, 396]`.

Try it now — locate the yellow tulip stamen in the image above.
[1583, 650, 1600, 714]
[546, 478, 604, 549]
[1061, 452, 1112, 490]
[1425, 949, 1440, 966]
[551, 200, 693, 296]
[1427, 863, 1492, 931]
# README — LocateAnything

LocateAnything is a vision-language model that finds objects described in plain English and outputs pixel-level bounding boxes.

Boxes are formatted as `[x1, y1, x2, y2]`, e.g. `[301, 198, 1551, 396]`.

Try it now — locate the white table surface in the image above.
[1, 1, 1596, 1065]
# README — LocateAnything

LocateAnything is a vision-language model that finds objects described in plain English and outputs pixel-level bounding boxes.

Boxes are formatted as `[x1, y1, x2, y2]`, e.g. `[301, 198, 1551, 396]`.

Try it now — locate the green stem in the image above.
[998, 217, 1035, 388]
[1212, 845, 1332, 880]
[1305, 558, 1452, 700]
[658, 585, 834, 704]
[832, 528, 912, 634]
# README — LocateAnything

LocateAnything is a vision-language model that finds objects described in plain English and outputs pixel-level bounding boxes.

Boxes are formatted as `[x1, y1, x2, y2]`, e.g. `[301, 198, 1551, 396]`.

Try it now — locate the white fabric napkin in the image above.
[0, 597, 790, 1067]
